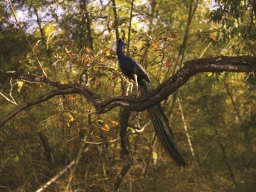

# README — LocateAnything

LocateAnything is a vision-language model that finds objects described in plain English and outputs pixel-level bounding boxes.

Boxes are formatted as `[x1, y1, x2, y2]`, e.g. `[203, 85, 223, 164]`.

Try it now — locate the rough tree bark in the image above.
[1, 55, 256, 127]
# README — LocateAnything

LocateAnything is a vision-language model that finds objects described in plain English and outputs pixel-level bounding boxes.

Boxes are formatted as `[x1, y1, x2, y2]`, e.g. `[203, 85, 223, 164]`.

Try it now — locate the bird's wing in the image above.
[130, 57, 150, 83]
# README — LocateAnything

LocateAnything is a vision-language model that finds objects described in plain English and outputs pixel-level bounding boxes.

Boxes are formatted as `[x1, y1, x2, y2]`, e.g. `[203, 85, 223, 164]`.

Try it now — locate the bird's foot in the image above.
[136, 87, 139, 97]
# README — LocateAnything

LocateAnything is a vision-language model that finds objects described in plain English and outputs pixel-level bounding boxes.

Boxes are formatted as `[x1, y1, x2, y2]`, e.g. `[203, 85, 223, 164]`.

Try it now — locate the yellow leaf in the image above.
[102, 124, 110, 131]
[97, 119, 104, 126]
[169, 46, 176, 50]
[111, 120, 118, 126]
[86, 47, 93, 54]
[209, 33, 218, 42]
[44, 24, 56, 36]
[65, 47, 71, 54]
[68, 114, 75, 122]
[100, 57, 106, 62]
[17, 81, 24, 92]
[151, 41, 161, 51]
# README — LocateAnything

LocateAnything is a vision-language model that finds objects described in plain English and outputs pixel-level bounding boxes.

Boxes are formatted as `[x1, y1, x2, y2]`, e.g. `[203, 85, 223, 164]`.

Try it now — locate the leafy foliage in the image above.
[0, 0, 255, 191]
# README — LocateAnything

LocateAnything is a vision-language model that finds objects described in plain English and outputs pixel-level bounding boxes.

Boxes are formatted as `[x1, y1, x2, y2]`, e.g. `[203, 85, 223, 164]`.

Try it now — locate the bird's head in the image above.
[117, 38, 124, 46]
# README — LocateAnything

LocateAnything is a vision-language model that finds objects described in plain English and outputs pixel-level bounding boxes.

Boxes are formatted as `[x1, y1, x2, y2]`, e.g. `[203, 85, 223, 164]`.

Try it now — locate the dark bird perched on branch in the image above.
[116, 38, 186, 166]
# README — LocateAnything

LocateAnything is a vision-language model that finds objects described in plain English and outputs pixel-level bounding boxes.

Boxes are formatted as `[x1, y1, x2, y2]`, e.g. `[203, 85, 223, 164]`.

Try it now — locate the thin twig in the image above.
[95, 0, 112, 20]
[177, 97, 194, 157]
[0, 78, 17, 105]
[8, 0, 48, 77]
[36, 147, 90, 192]
[0, 91, 17, 105]
[82, 138, 120, 144]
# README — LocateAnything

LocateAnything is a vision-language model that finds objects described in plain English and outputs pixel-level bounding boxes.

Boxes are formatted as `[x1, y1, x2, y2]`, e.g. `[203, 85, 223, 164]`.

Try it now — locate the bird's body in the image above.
[117, 40, 150, 95]
[117, 39, 186, 166]
[118, 56, 149, 84]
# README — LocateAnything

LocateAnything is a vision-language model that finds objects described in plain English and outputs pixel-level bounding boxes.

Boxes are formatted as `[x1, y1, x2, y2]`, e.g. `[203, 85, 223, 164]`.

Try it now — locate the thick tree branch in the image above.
[0, 86, 78, 127]
[1, 56, 256, 127]
[98, 56, 256, 112]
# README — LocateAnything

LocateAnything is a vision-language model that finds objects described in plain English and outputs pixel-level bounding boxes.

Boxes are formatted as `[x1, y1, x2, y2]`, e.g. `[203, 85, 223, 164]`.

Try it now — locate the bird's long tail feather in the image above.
[139, 80, 186, 166]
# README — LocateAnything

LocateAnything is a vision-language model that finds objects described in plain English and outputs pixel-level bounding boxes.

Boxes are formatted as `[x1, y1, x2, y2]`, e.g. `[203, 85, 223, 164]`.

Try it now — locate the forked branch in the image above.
[1, 56, 256, 127]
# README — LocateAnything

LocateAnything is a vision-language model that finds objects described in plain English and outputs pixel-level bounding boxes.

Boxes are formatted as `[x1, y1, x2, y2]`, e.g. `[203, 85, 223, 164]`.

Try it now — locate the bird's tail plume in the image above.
[139, 80, 187, 166]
